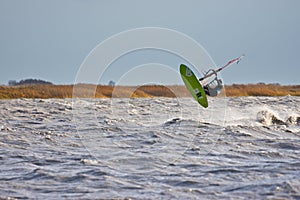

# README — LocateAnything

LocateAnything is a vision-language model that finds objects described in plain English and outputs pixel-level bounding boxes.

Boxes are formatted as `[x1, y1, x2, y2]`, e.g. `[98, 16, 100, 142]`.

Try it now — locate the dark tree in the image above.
[10, 79, 53, 86]
[8, 80, 17, 86]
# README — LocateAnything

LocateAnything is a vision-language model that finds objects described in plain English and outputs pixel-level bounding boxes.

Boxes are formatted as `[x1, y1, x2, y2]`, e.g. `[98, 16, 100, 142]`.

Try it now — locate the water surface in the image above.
[1, 97, 300, 199]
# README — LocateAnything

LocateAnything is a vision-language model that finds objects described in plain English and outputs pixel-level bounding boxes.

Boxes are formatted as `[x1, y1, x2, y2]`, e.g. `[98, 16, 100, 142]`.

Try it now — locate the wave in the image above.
[257, 110, 300, 126]
[162, 117, 209, 127]
[163, 117, 182, 126]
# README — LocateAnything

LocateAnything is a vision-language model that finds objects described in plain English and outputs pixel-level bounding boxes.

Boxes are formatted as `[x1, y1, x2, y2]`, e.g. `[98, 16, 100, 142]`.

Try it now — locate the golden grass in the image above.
[225, 84, 300, 97]
[0, 84, 299, 99]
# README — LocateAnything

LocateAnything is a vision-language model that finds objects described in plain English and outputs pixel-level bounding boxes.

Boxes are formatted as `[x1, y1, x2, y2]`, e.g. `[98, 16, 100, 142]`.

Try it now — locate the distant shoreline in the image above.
[0, 84, 299, 99]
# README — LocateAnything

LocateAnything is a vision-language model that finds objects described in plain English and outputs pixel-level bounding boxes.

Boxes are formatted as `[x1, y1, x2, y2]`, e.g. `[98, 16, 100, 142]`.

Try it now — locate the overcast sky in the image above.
[1, 0, 299, 85]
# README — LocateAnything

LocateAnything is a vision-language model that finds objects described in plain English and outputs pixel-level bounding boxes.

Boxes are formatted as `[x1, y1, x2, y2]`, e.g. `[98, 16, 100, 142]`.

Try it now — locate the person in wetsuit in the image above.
[203, 77, 223, 97]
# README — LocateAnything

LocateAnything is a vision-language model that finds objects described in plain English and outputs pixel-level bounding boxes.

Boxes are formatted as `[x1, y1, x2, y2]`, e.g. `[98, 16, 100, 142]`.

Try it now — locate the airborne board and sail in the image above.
[180, 55, 244, 108]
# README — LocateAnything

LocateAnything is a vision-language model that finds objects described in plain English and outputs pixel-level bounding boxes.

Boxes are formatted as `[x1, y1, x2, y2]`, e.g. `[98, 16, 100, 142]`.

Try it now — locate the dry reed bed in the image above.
[0, 84, 299, 99]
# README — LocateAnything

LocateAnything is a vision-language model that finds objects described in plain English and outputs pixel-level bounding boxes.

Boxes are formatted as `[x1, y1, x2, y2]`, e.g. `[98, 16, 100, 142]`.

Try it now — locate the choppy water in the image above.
[0, 96, 300, 199]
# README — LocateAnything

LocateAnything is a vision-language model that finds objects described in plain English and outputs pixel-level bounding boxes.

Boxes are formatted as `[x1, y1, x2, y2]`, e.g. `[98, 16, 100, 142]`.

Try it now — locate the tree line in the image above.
[8, 79, 53, 86]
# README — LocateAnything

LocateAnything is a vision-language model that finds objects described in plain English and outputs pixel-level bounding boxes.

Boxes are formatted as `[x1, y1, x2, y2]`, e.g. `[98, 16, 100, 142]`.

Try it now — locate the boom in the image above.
[199, 55, 244, 81]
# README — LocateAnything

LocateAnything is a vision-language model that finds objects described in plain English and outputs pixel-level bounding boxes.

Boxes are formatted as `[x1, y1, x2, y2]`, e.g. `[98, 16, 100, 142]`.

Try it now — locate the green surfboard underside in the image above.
[180, 64, 208, 108]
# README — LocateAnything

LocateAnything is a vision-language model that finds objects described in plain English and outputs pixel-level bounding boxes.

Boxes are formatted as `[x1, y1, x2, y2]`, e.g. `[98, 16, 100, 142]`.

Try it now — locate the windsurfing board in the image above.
[180, 64, 208, 108]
